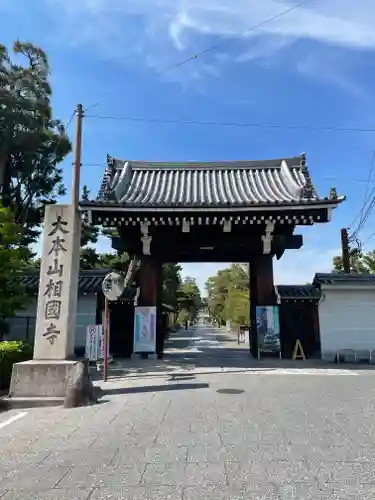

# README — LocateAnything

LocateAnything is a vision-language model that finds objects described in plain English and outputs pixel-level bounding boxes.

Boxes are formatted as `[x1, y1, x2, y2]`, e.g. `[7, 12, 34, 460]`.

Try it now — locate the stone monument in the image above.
[7, 204, 82, 407]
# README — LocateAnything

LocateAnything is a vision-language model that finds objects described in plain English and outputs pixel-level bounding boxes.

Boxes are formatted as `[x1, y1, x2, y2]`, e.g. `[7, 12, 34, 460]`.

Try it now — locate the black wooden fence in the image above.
[0, 316, 36, 343]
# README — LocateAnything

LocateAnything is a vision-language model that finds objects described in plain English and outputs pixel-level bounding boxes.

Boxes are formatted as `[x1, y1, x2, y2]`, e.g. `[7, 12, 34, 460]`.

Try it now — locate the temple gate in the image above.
[80, 153, 344, 358]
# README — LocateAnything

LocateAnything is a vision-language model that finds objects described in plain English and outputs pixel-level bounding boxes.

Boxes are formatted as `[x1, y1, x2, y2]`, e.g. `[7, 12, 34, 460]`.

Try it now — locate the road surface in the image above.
[1, 325, 375, 499]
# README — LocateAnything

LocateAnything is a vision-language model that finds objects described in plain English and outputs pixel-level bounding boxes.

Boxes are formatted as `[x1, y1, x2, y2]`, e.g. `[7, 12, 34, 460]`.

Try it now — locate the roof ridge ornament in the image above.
[97, 155, 116, 201]
[299, 152, 316, 199]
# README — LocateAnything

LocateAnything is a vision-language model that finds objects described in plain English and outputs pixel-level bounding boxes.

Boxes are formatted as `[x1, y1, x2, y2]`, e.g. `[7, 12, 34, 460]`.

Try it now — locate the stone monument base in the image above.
[5, 360, 79, 408]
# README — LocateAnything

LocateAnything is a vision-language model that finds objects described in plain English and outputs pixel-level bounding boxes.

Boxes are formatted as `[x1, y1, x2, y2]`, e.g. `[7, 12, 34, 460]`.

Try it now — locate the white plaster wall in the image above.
[8, 295, 97, 349]
[319, 288, 375, 361]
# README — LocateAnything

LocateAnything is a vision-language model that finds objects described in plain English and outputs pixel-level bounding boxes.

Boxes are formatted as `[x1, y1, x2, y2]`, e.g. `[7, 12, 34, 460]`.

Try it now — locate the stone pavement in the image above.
[1, 325, 375, 499]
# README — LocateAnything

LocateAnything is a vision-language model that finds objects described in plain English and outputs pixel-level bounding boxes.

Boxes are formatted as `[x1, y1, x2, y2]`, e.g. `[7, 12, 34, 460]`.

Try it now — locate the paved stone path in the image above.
[1, 325, 375, 499]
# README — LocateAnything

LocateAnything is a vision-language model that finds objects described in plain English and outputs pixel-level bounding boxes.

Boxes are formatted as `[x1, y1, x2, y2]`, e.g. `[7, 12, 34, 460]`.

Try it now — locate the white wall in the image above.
[8, 294, 97, 349]
[319, 287, 375, 361]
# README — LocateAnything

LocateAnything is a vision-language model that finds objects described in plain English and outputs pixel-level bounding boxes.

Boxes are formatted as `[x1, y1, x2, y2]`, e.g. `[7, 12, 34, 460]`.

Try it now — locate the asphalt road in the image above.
[1, 325, 375, 499]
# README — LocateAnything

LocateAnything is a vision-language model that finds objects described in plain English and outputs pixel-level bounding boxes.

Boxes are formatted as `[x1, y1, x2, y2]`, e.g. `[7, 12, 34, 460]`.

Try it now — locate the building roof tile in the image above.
[22, 269, 138, 298]
[314, 273, 375, 285]
[86, 154, 344, 210]
[277, 285, 321, 300]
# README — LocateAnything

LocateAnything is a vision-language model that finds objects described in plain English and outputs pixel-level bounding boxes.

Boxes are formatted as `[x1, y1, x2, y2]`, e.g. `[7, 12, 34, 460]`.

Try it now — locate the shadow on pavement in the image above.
[90, 327, 375, 383]
[102, 383, 209, 395]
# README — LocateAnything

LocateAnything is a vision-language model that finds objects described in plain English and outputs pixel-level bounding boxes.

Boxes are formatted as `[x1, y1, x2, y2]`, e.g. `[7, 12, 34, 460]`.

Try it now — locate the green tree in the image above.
[80, 247, 101, 270]
[80, 186, 99, 247]
[332, 250, 375, 273]
[178, 276, 202, 323]
[162, 263, 182, 310]
[0, 206, 32, 327]
[206, 264, 250, 326]
[0, 40, 71, 244]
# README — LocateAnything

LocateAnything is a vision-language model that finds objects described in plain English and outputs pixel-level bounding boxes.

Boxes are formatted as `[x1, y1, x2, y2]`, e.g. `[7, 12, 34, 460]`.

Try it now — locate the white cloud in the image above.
[47, 0, 375, 75]
[297, 54, 369, 102]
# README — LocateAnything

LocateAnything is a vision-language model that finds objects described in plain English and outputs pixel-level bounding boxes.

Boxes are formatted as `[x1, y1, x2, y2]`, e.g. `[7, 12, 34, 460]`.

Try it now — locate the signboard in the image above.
[85, 325, 99, 361]
[133, 306, 157, 353]
[102, 272, 125, 301]
[256, 306, 281, 354]
[85, 324, 108, 361]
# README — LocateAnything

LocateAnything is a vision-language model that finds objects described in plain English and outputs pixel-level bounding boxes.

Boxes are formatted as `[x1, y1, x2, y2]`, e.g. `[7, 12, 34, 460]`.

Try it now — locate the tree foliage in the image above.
[177, 276, 202, 323]
[162, 263, 182, 311]
[332, 250, 375, 273]
[0, 40, 71, 244]
[0, 205, 31, 318]
[80, 186, 99, 247]
[206, 264, 250, 326]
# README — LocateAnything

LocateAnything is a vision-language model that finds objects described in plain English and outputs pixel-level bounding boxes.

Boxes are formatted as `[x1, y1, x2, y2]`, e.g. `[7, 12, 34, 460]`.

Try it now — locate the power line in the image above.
[84, 114, 375, 134]
[169, 0, 313, 71]
[89, 0, 314, 114]
[348, 151, 375, 233]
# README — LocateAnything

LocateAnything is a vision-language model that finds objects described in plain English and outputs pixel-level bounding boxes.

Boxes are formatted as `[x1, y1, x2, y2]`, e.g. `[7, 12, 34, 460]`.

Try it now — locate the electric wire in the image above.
[84, 114, 375, 134]
[169, 0, 313, 71]
[348, 151, 375, 236]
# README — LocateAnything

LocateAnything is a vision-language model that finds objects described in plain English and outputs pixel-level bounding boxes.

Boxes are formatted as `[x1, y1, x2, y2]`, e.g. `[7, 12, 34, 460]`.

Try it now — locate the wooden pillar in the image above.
[138, 258, 158, 306]
[250, 255, 275, 358]
[138, 258, 163, 357]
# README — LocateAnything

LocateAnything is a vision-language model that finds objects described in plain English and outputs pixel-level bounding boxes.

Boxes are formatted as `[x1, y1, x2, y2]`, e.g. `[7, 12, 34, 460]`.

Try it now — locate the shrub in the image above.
[0, 341, 33, 390]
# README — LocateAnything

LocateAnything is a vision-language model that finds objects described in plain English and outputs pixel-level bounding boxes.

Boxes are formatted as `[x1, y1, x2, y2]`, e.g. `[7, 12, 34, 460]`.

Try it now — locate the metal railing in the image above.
[336, 348, 357, 364]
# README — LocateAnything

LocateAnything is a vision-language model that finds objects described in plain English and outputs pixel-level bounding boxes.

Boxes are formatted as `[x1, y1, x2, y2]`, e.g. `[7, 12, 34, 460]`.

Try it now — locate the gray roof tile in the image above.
[92, 155, 343, 208]
[314, 273, 375, 285]
[21, 269, 137, 298]
[277, 285, 321, 300]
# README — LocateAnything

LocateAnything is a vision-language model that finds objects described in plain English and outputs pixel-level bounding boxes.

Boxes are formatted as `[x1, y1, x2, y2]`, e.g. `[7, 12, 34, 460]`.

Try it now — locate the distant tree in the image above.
[80, 186, 99, 247]
[80, 247, 101, 270]
[162, 263, 182, 310]
[0, 206, 32, 334]
[206, 264, 250, 326]
[178, 276, 202, 323]
[332, 250, 375, 273]
[0, 40, 71, 244]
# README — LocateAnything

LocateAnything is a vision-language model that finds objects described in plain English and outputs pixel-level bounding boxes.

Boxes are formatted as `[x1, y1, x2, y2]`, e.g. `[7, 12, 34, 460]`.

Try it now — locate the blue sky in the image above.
[2, 0, 375, 292]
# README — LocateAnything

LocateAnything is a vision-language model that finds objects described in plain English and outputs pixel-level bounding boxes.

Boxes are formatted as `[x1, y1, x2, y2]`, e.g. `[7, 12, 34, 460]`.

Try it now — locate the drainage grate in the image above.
[216, 389, 245, 395]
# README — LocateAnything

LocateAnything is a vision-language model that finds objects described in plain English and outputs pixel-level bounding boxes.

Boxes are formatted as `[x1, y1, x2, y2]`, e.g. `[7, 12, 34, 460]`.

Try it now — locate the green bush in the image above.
[0, 341, 33, 390]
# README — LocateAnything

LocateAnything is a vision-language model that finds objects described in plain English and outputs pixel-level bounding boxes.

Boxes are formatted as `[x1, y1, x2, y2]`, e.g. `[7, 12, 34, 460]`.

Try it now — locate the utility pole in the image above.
[72, 104, 84, 210]
[340, 228, 351, 273]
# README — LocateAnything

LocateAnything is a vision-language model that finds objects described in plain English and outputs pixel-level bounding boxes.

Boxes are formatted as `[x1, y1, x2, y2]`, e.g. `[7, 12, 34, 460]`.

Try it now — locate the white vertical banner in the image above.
[133, 306, 157, 353]
[85, 325, 99, 361]
[98, 324, 109, 360]
[85, 324, 110, 361]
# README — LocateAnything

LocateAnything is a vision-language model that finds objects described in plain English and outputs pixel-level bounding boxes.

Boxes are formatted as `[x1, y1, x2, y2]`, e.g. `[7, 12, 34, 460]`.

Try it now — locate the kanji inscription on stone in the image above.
[45, 300, 62, 320]
[47, 258, 64, 277]
[44, 279, 63, 299]
[42, 323, 60, 345]
[48, 235, 67, 257]
[48, 215, 69, 236]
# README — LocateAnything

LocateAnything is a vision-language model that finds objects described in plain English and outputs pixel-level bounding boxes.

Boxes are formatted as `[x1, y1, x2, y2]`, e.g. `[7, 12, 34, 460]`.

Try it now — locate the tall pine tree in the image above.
[0, 40, 71, 244]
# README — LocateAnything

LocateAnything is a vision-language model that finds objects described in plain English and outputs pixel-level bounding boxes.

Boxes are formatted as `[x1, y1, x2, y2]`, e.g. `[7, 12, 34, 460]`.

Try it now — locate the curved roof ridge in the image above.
[111, 156, 304, 171]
